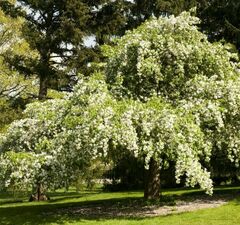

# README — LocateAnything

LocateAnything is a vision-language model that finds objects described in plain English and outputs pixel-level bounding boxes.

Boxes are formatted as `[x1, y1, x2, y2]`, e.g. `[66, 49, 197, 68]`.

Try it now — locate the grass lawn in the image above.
[0, 186, 240, 225]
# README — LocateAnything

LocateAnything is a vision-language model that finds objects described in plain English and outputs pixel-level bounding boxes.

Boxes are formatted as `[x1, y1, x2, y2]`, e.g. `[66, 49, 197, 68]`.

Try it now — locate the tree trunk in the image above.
[38, 75, 48, 100]
[144, 157, 161, 200]
[29, 183, 49, 201]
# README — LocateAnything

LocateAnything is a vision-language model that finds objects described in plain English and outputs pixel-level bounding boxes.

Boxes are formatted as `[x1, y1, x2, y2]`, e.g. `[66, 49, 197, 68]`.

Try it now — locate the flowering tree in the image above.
[1, 11, 240, 200]
[0, 74, 115, 199]
[103, 11, 240, 198]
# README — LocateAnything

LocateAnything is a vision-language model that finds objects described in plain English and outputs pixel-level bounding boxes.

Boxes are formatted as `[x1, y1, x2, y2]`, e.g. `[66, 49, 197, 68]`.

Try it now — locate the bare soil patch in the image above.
[150, 198, 227, 216]
[55, 194, 234, 218]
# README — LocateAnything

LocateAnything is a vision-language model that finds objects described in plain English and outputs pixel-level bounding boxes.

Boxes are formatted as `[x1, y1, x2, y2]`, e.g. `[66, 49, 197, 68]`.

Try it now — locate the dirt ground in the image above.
[148, 198, 228, 216]
[57, 194, 233, 218]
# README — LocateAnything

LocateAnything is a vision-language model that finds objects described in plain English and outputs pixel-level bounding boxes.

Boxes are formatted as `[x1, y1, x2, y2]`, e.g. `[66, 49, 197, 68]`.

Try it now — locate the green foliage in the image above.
[75, 160, 106, 191]
[0, 99, 22, 133]
[0, 7, 41, 130]
[198, 0, 240, 52]
[103, 153, 145, 191]
[0, 7, 38, 98]
[128, 0, 198, 22]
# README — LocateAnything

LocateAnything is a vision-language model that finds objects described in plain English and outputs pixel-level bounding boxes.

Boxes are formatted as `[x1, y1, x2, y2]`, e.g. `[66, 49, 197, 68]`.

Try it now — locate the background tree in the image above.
[127, 0, 240, 52]
[0, 0, 130, 99]
[198, 0, 240, 51]
[0, 7, 37, 97]
[0, 6, 39, 132]
[121, 0, 199, 31]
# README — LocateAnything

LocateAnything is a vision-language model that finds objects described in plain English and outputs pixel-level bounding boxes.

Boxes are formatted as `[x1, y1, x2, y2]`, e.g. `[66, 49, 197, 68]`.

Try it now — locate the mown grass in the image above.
[0, 186, 240, 225]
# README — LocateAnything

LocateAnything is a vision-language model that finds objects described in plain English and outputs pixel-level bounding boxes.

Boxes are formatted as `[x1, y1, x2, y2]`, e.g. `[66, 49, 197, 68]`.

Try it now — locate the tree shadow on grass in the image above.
[48, 192, 101, 203]
[0, 197, 152, 225]
[165, 186, 240, 199]
[0, 191, 99, 206]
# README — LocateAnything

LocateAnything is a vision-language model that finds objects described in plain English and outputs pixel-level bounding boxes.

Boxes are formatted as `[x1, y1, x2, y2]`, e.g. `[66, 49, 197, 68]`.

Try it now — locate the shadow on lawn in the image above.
[0, 186, 239, 225]
[0, 197, 150, 225]
[48, 191, 101, 203]
[170, 186, 240, 202]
